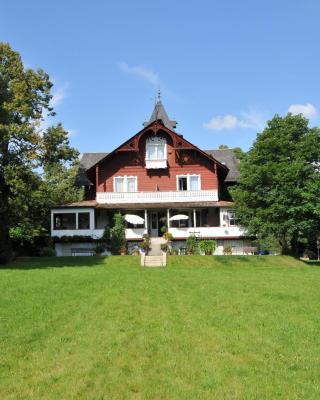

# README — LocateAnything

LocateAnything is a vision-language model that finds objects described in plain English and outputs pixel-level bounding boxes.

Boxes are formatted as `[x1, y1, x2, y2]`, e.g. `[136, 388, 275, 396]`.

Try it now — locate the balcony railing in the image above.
[168, 226, 245, 238]
[96, 189, 218, 204]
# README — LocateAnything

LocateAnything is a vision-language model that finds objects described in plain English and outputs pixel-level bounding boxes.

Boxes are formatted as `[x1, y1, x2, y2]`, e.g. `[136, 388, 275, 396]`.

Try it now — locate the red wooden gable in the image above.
[87, 120, 229, 175]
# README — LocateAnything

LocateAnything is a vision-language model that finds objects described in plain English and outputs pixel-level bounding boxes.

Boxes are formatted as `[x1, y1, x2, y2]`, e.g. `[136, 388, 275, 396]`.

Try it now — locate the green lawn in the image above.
[1, 256, 320, 399]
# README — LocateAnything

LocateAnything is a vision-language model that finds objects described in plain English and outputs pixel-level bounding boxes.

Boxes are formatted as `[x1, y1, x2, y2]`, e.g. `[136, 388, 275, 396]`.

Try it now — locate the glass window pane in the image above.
[190, 176, 199, 190]
[178, 177, 188, 191]
[147, 144, 157, 160]
[157, 144, 165, 159]
[78, 212, 90, 229]
[127, 178, 136, 192]
[54, 213, 76, 230]
[115, 178, 124, 192]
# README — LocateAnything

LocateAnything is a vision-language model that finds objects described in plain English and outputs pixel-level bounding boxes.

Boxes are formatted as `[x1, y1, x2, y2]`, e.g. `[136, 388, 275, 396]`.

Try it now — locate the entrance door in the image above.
[150, 212, 158, 237]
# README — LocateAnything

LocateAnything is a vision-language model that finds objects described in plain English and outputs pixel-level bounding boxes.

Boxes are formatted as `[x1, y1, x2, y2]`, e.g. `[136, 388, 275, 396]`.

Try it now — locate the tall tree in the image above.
[232, 114, 320, 255]
[0, 43, 79, 262]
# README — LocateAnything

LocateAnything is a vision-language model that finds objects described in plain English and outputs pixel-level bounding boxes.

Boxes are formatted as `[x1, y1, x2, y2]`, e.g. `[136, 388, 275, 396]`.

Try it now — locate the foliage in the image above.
[110, 213, 127, 255]
[39, 246, 56, 257]
[169, 247, 179, 255]
[186, 234, 198, 255]
[130, 247, 140, 256]
[232, 113, 320, 256]
[256, 235, 281, 255]
[95, 244, 105, 255]
[223, 245, 232, 255]
[233, 147, 246, 160]
[199, 240, 217, 255]
[162, 231, 173, 241]
[139, 234, 151, 254]
[160, 243, 168, 252]
[0, 42, 80, 263]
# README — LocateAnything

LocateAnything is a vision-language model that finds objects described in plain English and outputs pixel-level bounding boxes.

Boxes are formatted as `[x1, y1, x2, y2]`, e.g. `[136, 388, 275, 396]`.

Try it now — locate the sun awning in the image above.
[124, 214, 145, 225]
[169, 214, 189, 221]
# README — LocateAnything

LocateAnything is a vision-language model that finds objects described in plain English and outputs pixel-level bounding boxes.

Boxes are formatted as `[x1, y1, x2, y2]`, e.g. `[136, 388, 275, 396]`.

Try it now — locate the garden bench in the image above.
[71, 248, 96, 256]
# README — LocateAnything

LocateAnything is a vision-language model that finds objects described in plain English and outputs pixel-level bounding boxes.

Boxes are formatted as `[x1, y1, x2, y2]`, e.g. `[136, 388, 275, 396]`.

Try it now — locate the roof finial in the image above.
[157, 86, 161, 102]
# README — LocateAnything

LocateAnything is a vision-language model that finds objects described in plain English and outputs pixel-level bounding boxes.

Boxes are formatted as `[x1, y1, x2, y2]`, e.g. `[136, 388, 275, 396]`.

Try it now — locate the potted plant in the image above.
[170, 247, 178, 255]
[95, 244, 105, 256]
[160, 243, 168, 253]
[139, 234, 151, 255]
[186, 234, 198, 255]
[223, 245, 232, 255]
[119, 245, 127, 256]
[199, 240, 217, 255]
[131, 247, 140, 256]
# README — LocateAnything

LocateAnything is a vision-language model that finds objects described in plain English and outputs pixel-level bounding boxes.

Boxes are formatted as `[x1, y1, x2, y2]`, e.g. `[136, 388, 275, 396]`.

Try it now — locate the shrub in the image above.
[160, 243, 168, 253]
[169, 247, 178, 255]
[186, 234, 198, 255]
[139, 234, 151, 255]
[130, 247, 140, 256]
[223, 245, 232, 255]
[163, 231, 173, 241]
[40, 246, 56, 257]
[110, 213, 127, 254]
[199, 240, 217, 255]
[95, 244, 105, 255]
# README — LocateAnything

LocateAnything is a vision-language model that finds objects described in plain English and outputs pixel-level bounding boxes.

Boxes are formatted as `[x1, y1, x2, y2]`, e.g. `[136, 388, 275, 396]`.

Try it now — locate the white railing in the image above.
[51, 228, 146, 240]
[97, 190, 218, 204]
[168, 226, 245, 239]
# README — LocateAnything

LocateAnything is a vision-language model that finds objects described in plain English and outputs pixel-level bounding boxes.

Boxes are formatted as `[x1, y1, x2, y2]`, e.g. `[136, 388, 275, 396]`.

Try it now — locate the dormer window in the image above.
[145, 136, 167, 169]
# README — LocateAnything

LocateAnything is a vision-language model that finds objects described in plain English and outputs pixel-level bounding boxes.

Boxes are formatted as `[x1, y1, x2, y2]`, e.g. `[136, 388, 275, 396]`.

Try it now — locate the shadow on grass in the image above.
[301, 259, 320, 267]
[1, 256, 110, 270]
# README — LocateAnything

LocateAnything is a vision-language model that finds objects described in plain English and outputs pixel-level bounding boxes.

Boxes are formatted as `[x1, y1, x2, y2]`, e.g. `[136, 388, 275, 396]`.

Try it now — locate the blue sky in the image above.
[1, 0, 320, 152]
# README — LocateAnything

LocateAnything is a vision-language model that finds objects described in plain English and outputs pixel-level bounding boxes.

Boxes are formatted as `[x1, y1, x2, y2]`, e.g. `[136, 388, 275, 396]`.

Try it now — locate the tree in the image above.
[0, 43, 79, 262]
[110, 213, 127, 254]
[231, 114, 320, 255]
[233, 147, 245, 160]
[219, 144, 229, 149]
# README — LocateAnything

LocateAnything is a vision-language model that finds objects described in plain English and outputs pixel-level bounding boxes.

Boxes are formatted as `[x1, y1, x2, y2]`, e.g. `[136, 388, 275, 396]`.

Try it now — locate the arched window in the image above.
[145, 136, 167, 169]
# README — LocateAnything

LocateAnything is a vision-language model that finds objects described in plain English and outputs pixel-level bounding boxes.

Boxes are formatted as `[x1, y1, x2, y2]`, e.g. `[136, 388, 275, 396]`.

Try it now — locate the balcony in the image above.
[51, 228, 147, 240]
[168, 226, 245, 239]
[96, 189, 218, 204]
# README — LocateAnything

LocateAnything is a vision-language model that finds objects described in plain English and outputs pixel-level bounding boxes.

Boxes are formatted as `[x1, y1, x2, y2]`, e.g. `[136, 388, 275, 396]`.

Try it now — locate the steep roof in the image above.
[75, 153, 108, 186]
[76, 148, 240, 186]
[143, 100, 177, 130]
[205, 149, 240, 182]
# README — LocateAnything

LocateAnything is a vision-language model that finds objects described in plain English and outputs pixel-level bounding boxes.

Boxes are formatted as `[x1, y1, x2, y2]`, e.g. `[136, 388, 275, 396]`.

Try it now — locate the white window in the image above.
[228, 209, 237, 226]
[177, 175, 201, 191]
[222, 209, 237, 226]
[145, 136, 167, 169]
[114, 176, 137, 192]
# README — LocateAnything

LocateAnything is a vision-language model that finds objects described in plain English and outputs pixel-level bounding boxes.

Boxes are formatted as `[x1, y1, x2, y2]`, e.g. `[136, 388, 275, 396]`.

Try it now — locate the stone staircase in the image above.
[141, 237, 167, 267]
[149, 237, 166, 255]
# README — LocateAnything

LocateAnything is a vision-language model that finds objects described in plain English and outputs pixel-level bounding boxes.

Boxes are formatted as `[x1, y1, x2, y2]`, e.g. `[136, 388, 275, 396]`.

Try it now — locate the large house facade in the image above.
[51, 100, 252, 256]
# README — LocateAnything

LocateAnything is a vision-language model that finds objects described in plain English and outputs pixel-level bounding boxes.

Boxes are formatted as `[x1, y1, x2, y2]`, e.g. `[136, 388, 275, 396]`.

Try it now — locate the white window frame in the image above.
[113, 176, 138, 192]
[145, 137, 167, 161]
[176, 174, 201, 191]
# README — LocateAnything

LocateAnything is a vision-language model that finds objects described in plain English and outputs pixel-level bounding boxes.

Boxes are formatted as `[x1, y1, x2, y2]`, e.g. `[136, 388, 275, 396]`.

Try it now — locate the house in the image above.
[51, 99, 252, 255]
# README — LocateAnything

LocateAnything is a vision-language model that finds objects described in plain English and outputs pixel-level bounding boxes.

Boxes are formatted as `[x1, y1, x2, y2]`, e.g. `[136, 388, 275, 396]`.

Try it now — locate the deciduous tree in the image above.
[232, 114, 320, 255]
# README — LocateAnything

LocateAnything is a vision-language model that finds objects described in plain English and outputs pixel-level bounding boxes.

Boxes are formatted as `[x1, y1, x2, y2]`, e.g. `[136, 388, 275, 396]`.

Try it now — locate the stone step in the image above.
[141, 254, 167, 267]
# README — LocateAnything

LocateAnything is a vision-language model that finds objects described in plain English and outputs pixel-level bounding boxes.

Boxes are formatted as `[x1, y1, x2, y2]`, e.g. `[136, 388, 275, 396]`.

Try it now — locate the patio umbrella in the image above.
[124, 214, 144, 225]
[169, 214, 189, 221]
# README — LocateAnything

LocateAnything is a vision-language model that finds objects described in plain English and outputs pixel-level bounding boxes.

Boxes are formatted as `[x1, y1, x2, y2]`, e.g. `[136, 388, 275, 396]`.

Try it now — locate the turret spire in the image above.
[143, 93, 177, 130]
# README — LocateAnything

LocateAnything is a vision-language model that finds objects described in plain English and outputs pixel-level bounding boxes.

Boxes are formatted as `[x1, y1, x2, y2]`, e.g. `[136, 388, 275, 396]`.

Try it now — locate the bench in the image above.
[71, 248, 96, 256]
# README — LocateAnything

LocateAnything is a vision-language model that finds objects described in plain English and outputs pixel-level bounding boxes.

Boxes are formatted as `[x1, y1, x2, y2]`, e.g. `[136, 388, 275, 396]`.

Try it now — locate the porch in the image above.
[51, 206, 244, 240]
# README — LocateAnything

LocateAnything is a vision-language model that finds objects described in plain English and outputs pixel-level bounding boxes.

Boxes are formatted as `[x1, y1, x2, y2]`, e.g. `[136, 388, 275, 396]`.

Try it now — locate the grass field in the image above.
[1, 256, 320, 399]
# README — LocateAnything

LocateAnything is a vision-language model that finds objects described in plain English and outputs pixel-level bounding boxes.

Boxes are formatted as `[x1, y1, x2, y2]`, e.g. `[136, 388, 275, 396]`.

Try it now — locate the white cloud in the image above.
[288, 103, 317, 119]
[204, 110, 266, 131]
[51, 85, 68, 107]
[118, 62, 160, 87]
